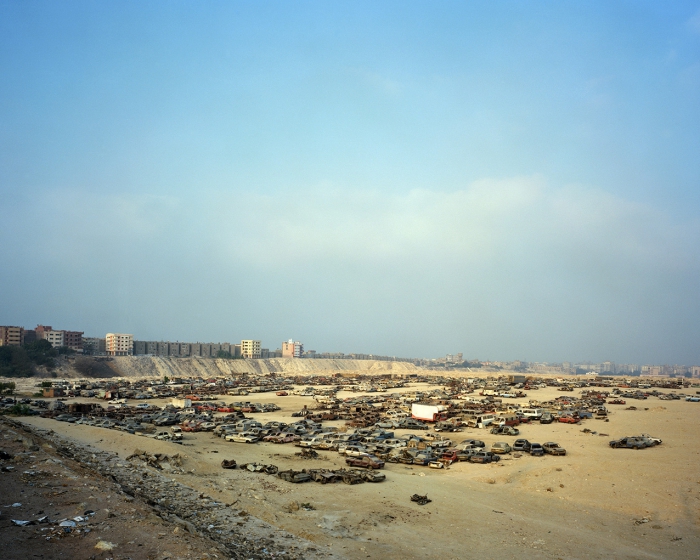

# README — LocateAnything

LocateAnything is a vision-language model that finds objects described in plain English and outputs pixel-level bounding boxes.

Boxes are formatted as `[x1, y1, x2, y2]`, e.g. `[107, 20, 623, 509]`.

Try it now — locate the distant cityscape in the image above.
[1, 324, 698, 378]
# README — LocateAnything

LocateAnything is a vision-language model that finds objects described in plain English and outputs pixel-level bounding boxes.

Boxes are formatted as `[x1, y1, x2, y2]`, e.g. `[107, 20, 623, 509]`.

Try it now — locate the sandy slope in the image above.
[39, 356, 423, 379]
[15, 382, 700, 559]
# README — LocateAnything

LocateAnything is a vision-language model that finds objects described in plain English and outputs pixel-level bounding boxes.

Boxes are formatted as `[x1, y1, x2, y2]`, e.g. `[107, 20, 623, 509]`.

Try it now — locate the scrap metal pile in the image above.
[220, 459, 386, 484]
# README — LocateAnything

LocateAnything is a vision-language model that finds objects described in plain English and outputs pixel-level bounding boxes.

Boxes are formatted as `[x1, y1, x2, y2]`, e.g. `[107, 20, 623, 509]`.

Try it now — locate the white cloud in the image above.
[201, 177, 698, 277]
[12, 177, 697, 277]
[3, 177, 698, 363]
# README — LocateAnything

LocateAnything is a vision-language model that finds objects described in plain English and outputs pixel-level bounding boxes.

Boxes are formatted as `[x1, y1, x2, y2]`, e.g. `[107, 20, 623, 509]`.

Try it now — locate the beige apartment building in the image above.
[240, 339, 261, 359]
[282, 339, 304, 358]
[106, 333, 134, 356]
[0, 326, 24, 346]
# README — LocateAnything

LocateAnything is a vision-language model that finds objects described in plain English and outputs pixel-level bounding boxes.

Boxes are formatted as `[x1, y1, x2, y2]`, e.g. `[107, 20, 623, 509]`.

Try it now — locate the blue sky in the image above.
[1, 1, 699, 364]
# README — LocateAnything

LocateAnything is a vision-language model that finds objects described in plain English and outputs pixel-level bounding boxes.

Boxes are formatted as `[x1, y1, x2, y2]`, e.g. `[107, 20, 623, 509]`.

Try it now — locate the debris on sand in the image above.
[95, 540, 116, 551]
[410, 494, 431, 505]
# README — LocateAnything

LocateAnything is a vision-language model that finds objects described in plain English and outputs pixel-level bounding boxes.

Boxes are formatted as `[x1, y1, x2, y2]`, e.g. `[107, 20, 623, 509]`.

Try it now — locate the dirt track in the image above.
[0, 420, 230, 560]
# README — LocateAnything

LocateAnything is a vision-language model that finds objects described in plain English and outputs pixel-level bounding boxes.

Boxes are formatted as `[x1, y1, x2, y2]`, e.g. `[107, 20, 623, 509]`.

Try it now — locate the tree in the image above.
[0, 381, 16, 395]
[0, 346, 33, 377]
[216, 350, 233, 359]
[7, 403, 33, 416]
[24, 339, 57, 368]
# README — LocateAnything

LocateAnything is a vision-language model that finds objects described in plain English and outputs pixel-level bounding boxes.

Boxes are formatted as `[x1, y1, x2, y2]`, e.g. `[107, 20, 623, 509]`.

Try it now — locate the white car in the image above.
[225, 433, 259, 443]
[342, 445, 370, 457]
[153, 431, 173, 441]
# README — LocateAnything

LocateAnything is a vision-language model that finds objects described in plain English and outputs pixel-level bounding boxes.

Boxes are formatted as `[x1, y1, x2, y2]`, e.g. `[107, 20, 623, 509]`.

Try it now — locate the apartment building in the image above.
[43, 330, 65, 348]
[0, 326, 24, 346]
[106, 333, 134, 356]
[63, 330, 84, 352]
[23, 325, 83, 351]
[132, 340, 241, 358]
[240, 339, 261, 359]
[35, 325, 53, 340]
[83, 337, 106, 355]
[282, 339, 304, 358]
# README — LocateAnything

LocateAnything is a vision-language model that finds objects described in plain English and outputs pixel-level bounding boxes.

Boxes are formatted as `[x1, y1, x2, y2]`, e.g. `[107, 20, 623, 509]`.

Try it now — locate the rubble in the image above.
[410, 494, 432, 505]
[1, 417, 337, 560]
[295, 448, 319, 459]
[126, 449, 183, 470]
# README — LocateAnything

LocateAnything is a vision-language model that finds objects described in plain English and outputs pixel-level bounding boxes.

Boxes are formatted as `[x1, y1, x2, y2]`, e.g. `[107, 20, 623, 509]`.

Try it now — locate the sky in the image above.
[1, 1, 699, 364]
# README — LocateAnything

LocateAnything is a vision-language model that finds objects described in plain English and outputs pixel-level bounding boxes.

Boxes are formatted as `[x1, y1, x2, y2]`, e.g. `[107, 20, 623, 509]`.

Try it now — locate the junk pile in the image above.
[220, 459, 386, 484]
[410, 494, 432, 505]
[295, 448, 319, 459]
[126, 449, 183, 470]
[11, 510, 97, 541]
[239, 462, 279, 475]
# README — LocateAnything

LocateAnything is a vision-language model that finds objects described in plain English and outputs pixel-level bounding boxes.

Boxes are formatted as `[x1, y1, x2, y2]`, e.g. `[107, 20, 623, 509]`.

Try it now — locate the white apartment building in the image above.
[43, 330, 65, 348]
[106, 333, 134, 356]
[240, 339, 261, 359]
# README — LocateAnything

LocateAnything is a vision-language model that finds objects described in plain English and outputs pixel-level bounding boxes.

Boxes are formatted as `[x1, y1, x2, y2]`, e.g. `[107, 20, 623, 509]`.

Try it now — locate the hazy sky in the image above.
[1, 2, 699, 364]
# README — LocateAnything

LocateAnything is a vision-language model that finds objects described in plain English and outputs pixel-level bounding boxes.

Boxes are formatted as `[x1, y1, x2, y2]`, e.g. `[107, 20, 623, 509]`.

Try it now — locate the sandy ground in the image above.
[11, 381, 700, 560]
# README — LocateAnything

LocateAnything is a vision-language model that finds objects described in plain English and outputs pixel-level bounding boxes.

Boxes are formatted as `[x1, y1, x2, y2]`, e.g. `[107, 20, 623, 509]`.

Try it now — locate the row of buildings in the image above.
[1, 326, 414, 363]
[0, 325, 84, 352]
[0, 326, 301, 360]
[86, 335, 267, 359]
[4, 324, 698, 376]
[469, 359, 700, 378]
[129, 338, 301, 359]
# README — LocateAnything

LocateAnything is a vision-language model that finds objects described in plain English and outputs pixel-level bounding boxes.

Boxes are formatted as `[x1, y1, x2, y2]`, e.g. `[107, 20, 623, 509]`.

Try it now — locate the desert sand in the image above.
[13, 379, 700, 559]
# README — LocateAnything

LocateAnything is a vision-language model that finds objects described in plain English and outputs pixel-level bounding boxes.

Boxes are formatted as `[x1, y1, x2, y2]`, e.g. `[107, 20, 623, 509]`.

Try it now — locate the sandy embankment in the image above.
[13, 380, 700, 560]
[26, 356, 424, 381]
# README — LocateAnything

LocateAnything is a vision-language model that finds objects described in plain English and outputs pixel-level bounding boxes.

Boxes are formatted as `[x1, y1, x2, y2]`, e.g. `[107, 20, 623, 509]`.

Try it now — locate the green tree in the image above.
[24, 339, 57, 367]
[0, 346, 33, 377]
[0, 381, 16, 395]
[6, 403, 33, 416]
